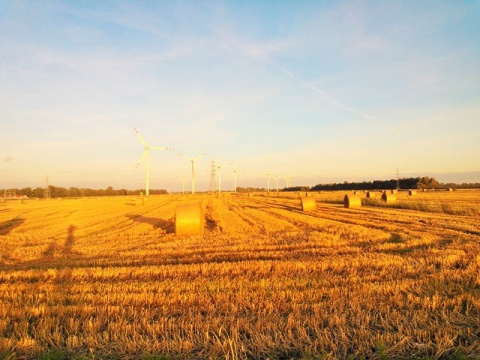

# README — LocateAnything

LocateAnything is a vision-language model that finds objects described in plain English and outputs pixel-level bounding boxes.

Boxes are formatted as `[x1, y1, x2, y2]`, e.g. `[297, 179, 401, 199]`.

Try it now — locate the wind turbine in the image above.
[180, 178, 186, 194]
[275, 172, 279, 193]
[179, 153, 206, 194]
[133, 127, 171, 196]
[285, 175, 292, 188]
[216, 162, 232, 193]
[233, 166, 238, 193]
[266, 170, 271, 192]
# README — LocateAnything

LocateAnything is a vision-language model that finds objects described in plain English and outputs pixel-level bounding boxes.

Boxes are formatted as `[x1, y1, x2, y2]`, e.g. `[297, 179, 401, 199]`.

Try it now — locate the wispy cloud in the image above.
[4, 156, 14, 162]
[204, 22, 375, 120]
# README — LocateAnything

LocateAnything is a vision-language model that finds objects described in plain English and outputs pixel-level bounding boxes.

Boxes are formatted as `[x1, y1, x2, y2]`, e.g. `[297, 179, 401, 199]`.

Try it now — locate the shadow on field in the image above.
[42, 225, 82, 258]
[0, 217, 25, 235]
[126, 214, 174, 234]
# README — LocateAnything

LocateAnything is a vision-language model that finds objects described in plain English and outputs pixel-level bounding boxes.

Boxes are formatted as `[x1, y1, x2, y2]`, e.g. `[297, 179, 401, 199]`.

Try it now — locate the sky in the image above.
[1, 1, 479, 192]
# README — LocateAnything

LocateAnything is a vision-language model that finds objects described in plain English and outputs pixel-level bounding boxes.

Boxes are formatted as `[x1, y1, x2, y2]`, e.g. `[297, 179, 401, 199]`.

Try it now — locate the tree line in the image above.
[1, 186, 167, 198]
[292, 177, 480, 192]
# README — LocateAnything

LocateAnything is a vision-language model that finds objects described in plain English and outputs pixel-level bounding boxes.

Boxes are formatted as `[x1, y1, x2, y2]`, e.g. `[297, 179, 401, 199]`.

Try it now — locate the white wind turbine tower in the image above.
[285, 175, 292, 188]
[180, 178, 186, 194]
[266, 170, 271, 192]
[179, 153, 206, 194]
[134, 127, 171, 196]
[233, 166, 238, 193]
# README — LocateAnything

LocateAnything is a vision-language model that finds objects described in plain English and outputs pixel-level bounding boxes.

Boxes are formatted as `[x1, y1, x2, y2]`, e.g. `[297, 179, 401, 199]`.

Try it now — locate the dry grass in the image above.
[0, 191, 479, 359]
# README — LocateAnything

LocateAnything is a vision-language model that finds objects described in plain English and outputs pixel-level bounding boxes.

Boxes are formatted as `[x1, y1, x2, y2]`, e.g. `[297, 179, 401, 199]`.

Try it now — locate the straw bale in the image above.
[301, 196, 316, 211]
[344, 194, 361, 208]
[381, 193, 396, 203]
[409, 190, 417, 196]
[366, 191, 376, 199]
[175, 203, 204, 235]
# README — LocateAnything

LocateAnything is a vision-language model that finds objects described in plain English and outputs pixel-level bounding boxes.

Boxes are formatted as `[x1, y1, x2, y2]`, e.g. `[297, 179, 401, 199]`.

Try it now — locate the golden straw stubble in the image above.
[175, 203, 204, 235]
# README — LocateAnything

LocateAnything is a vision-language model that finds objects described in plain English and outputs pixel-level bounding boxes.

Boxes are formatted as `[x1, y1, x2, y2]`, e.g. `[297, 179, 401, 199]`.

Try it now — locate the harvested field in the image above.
[0, 190, 479, 359]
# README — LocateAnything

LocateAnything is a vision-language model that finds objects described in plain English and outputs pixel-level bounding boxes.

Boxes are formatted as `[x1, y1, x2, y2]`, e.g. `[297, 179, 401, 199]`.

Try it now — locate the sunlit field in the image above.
[1, 190, 479, 359]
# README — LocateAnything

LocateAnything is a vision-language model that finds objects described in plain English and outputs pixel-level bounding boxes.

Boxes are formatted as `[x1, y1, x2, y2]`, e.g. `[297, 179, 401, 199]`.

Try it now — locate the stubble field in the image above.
[0, 190, 479, 359]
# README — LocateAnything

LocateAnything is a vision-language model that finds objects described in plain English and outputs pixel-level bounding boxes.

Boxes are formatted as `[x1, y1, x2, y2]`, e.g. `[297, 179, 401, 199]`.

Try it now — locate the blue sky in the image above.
[1, 1, 479, 191]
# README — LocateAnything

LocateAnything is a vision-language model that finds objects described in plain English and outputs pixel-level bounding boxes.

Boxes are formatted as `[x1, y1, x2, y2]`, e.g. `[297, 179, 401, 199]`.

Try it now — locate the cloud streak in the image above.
[203, 22, 375, 121]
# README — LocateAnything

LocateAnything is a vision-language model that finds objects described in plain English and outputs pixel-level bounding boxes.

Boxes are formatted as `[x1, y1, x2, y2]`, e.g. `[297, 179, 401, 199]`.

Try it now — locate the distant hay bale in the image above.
[448, 188, 454, 192]
[390, 189, 398, 194]
[248, 193, 253, 197]
[409, 190, 417, 196]
[382, 193, 396, 203]
[366, 191, 376, 199]
[344, 194, 361, 208]
[175, 203, 204, 235]
[300, 197, 316, 212]
[422, 189, 427, 192]
[135, 197, 144, 206]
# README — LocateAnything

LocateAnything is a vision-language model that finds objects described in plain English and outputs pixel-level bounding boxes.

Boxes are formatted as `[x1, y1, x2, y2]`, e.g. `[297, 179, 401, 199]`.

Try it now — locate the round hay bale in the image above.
[422, 189, 427, 192]
[366, 191, 376, 199]
[390, 189, 398, 194]
[381, 193, 396, 203]
[408, 190, 417, 196]
[448, 188, 453, 192]
[300, 196, 316, 212]
[175, 203, 204, 235]
[248, 193, 253, 197]
[344, 194, 361, 208]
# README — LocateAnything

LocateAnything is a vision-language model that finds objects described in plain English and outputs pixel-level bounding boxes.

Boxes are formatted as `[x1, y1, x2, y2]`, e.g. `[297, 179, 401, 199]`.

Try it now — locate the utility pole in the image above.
[396, 168, 400, 189]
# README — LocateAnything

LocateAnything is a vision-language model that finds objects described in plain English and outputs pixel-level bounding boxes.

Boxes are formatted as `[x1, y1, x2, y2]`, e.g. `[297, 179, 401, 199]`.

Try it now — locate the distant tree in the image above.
[32, 187, 44, 198]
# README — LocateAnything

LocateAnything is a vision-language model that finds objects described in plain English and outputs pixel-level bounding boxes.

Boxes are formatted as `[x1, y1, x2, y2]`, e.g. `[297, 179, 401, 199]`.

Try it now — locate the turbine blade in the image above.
[150, 146, 170, 150]
[133, 127, 148, 148]
[134, 150, 147, 170]
[180, 153, 192, 161]
[193, 153, 207, 161]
